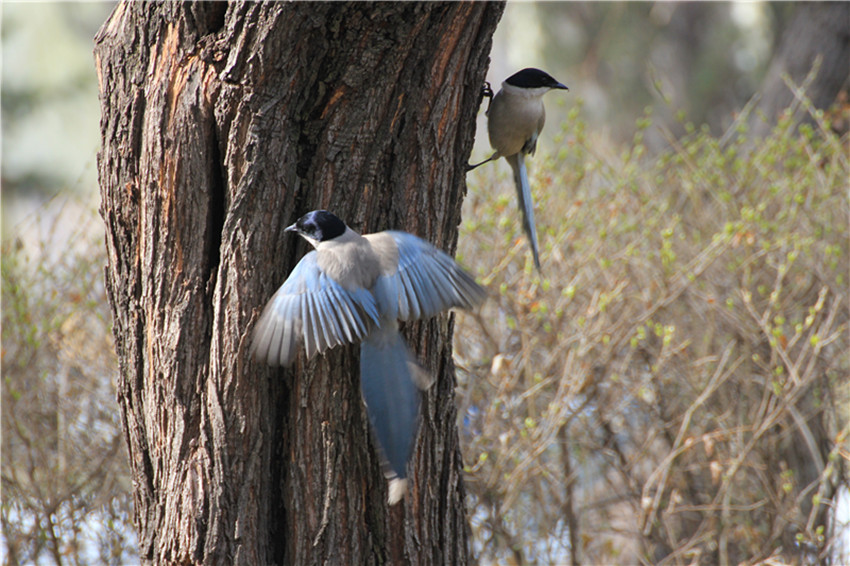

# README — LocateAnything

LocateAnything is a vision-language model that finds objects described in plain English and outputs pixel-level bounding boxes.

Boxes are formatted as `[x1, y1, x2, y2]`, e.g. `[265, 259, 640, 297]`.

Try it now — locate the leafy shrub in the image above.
[456, 98, 848, 565]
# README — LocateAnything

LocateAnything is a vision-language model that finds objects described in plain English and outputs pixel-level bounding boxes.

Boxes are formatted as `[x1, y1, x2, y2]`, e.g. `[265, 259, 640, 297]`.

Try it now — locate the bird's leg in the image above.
[482, 81, 493, 100]
[467, 82, 497, 172]
[481, 81, 494, 113]
[466, 153, 498, 172]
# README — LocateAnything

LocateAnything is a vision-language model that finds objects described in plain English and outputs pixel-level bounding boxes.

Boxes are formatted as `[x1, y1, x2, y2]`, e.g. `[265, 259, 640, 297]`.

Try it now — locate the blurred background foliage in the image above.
[2, 2, 848, 564]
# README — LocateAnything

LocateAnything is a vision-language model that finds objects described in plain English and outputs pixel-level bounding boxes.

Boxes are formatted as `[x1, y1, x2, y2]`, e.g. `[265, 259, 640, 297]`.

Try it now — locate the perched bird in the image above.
[469, 68, 569, 272]
[251, 210, 485, 504]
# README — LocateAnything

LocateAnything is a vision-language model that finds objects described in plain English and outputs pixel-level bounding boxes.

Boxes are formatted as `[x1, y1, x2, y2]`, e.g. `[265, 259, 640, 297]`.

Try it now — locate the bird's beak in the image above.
[555, 82, 569, 91]
[285, 223, 297, 233]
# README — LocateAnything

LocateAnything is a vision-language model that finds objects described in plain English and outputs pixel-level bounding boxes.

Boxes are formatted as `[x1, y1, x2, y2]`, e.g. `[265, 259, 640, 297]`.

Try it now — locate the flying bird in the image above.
[251, 210, 485, 504]
[469, 67, 569, 272]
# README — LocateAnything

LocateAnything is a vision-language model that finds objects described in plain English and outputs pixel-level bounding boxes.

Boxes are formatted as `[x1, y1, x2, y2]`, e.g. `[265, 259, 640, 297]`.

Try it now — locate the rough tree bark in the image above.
[94, 2, 503, 564]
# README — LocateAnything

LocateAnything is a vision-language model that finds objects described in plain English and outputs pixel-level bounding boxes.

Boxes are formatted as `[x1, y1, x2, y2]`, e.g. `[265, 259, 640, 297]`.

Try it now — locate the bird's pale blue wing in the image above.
[251, 252, 380, 366]
[372, 232, 486, 322]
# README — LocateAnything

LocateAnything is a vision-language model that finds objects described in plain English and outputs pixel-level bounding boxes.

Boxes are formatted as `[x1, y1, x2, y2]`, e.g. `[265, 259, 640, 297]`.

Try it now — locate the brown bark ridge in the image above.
[94, 2, 504, 564]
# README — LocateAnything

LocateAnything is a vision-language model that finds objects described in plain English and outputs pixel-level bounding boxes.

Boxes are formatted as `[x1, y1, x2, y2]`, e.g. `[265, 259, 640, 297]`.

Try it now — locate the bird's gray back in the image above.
[363, 232, 401, 277]
[316, 232, 386, 291]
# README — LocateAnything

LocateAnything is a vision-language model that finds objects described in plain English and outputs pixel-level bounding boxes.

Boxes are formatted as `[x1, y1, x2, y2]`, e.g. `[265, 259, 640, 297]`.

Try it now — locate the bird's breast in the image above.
[488, 92, 546, 157]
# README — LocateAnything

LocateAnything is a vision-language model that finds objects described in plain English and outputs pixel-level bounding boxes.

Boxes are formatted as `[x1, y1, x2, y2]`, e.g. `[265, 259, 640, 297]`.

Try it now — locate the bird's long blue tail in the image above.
[359, 323, 426, 492]
[507, 153, 541, 272]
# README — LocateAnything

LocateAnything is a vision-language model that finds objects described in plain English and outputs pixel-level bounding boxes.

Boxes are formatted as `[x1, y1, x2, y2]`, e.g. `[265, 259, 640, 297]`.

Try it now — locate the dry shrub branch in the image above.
[456, 94, 849, 565]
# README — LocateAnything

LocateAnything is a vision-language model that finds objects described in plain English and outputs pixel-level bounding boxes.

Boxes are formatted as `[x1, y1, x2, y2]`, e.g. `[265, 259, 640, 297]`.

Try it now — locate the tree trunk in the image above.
[94, 2, 503, 564]
[752, 2, 850, 136]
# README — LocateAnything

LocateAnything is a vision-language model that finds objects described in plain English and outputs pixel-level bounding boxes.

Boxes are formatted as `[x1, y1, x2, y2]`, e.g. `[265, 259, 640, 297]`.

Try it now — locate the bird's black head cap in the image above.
[505, 68, 568, 90]
[289, 210, 347, 242]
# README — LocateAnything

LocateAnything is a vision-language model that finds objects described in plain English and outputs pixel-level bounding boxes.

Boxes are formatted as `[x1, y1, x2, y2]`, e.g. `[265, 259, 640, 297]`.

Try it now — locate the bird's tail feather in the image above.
[360, 325, 430, 503]
[507, 153, 542, 272]
[387, 478, 408, 505]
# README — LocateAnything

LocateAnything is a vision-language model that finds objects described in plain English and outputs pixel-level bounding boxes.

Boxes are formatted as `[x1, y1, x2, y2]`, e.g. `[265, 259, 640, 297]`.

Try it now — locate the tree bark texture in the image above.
[94, 2, 503, 564]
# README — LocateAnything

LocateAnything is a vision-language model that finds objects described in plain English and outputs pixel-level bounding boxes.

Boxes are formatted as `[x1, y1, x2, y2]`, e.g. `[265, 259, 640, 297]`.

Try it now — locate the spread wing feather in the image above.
[251, 252, 380, 366]
[375, 232, 486, 322]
